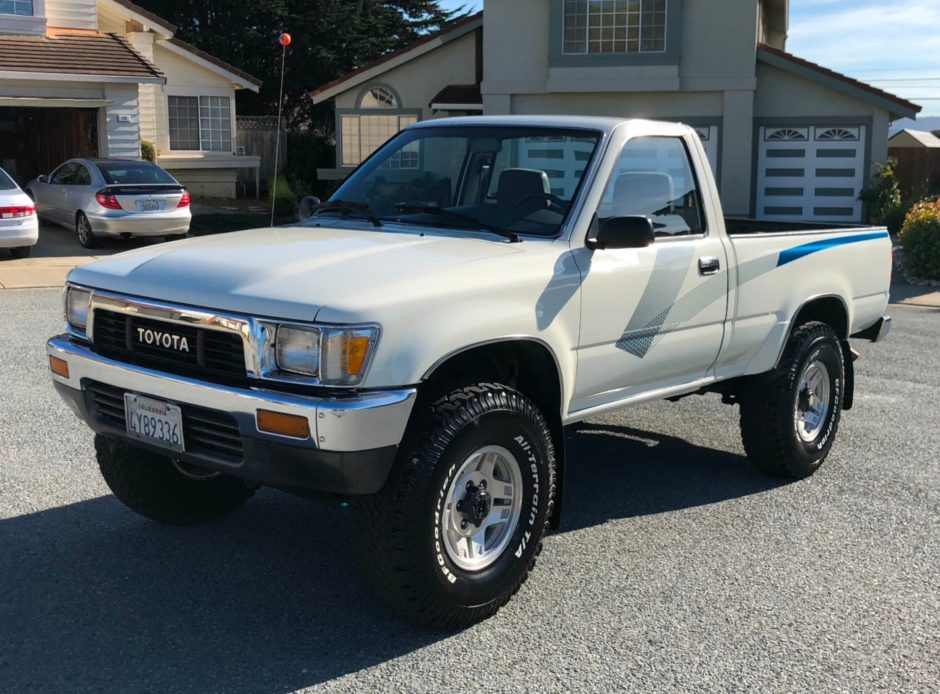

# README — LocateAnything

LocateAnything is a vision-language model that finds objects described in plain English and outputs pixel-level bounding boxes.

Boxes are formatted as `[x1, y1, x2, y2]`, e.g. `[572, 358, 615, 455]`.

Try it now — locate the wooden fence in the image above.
[236, 116, 286, 197]
[889, 147, 940, 200]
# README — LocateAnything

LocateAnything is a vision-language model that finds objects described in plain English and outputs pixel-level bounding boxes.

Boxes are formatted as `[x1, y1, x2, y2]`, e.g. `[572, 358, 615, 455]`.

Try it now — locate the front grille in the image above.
[93, 310, 246, 381]
[86, 382, 244, 463]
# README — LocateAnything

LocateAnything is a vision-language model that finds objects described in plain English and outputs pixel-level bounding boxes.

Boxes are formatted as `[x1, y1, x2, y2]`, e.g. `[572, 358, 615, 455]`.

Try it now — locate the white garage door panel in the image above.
[756, 125, 865, 223]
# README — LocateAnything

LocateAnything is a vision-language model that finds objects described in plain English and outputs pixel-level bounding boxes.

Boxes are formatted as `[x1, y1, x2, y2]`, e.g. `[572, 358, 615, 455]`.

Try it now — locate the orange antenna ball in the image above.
[279, 33, 292, 47]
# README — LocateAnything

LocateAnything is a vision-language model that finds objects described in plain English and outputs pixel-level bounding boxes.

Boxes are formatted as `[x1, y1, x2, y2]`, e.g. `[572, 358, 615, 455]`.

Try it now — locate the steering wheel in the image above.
[515, 193, 568, 214]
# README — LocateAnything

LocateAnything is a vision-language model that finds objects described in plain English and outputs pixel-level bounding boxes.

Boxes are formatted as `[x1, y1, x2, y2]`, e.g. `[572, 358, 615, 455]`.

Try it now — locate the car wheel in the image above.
[76, 212, 99, 249]
[9, 246, 31, 259]
[358, 383, 556, 628]
[739, 321, 844, 479]
[96, 435, 255, 526]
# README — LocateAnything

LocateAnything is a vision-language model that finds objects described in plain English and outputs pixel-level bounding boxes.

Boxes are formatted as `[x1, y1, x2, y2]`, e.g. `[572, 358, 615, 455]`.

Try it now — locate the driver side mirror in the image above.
[586, 215, 655, 250]
[297, 196, 321, 220]
[37, 175, 48, 184]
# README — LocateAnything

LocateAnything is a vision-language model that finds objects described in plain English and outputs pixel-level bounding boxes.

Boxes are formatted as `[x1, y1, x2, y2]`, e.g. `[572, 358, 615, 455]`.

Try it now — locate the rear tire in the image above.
[96, 435, 254, 526]
[358, 383, 556, 628]
[9, 246, 31, 259]
[739, 321, 844, 479]
[76, 212, 99, 249]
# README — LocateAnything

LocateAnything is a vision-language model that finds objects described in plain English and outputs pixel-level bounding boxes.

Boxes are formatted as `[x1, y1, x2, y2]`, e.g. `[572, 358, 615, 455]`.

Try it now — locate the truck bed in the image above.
[725, 217, 884, 236]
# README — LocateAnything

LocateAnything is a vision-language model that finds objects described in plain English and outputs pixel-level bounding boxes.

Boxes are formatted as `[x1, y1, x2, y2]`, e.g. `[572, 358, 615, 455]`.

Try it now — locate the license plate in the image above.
[136, 200, 163, 212]
[124, 393, 185, 453]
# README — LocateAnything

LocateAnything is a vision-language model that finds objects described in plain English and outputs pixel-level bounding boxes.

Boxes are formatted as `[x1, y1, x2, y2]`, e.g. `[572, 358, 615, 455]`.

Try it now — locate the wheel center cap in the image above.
[458, 482, 492, 527]
[798, 387, 812, 413]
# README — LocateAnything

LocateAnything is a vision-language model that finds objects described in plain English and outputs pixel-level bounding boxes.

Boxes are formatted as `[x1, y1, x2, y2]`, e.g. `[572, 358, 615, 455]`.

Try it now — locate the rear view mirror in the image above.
[586, 215, 655, 250]
[297, 196, 321, 220]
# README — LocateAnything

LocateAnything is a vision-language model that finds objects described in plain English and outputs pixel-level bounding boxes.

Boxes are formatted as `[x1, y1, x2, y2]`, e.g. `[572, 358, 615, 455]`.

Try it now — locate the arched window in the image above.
[359, 86, 398, 109]
[341, 85, 418, 167]
[766, 128, 808, 142]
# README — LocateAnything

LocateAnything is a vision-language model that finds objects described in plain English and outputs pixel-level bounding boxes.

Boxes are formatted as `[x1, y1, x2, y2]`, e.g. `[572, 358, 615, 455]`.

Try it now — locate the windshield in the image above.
[98, 162, 178, 185]
[0, 168, 17, 191]
[327, 125, 602, 238]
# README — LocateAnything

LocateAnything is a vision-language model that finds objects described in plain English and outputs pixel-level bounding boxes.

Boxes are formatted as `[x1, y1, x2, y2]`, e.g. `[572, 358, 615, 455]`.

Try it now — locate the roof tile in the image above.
[0, 32, 165, 80]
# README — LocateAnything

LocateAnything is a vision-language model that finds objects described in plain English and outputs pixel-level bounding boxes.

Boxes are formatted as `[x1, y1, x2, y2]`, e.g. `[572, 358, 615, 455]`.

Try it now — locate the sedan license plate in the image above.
[124, 393, 184, 453]
[136, 199, 163, 212]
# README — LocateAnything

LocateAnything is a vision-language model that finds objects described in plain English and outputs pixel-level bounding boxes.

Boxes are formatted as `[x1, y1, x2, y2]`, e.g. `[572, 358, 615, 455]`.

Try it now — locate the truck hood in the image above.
[68, 224, 528, 321]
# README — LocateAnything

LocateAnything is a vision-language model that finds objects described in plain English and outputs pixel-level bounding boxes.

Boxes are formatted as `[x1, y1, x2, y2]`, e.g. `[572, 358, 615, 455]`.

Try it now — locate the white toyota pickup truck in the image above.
[48, 116, 892, 627]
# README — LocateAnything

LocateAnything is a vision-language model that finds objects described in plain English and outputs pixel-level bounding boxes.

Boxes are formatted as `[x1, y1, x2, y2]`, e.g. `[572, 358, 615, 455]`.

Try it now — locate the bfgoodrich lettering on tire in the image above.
[357, 383, 556, 629]
[739, 321, 844, 479]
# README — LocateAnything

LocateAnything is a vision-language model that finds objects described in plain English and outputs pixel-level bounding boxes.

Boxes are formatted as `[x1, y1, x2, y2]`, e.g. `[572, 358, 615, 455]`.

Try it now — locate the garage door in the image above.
[756, 125, 866, 223]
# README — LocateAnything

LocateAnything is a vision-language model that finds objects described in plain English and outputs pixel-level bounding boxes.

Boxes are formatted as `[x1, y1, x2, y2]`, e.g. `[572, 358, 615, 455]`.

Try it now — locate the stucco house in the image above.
[311, 1, 921, 223]
[0, 0, 261, 198]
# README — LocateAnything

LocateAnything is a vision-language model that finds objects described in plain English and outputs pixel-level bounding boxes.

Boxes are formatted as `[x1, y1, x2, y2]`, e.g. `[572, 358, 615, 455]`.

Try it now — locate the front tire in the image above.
[76, 212, 99, 249]
[96, 435, 254, 525]
[739, 322, 844, 479]
[358, 383, 556, 628]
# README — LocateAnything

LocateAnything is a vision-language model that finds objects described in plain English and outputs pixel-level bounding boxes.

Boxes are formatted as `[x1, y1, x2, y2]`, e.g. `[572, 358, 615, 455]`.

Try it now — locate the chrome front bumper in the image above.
[47, 336, 417, 494]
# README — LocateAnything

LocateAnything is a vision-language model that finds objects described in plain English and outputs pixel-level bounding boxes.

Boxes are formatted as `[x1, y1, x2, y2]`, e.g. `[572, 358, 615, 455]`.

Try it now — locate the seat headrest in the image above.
[495, 168, 551, 205]
[611, 172, 675, 216]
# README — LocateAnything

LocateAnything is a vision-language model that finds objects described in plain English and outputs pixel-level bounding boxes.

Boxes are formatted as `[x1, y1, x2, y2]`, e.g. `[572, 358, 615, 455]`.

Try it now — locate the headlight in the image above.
[66, 286, 92, 334]
[319, 327, 379, 385]
[275, 325, 320, 376]
[270, 323, 378, 386]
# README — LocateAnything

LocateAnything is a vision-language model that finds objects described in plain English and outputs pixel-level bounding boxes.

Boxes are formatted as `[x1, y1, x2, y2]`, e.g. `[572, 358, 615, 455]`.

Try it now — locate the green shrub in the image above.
[899, 199, 940, 280]
[140, 140, 157, 163]
[268, 175, 298, 218]
[284, 132, 337, 199]
[860, 159, 907, 235]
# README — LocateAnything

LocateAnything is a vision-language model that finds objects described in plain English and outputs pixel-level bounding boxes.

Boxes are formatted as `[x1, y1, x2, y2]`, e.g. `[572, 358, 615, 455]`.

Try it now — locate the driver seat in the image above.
[495, 168, 551, 205]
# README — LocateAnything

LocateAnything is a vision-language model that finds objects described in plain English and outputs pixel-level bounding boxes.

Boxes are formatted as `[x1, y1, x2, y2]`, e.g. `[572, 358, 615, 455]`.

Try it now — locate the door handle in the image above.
[698, 256, 721, 275]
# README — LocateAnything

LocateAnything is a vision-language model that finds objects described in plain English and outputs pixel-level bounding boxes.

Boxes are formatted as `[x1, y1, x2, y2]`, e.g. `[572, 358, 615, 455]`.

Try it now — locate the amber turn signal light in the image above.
[256, 410, 310, 439]
[49, 356, 70, 379]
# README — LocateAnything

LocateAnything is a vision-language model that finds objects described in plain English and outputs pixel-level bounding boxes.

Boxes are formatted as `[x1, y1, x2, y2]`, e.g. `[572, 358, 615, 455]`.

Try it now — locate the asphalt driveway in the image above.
[0, 290, 937, 693]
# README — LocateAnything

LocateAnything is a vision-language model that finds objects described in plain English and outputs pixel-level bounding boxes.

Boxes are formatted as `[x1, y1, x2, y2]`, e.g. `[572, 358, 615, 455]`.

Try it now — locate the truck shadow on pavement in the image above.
[0, 424, 789, 692]
[559, 422, 789, 533]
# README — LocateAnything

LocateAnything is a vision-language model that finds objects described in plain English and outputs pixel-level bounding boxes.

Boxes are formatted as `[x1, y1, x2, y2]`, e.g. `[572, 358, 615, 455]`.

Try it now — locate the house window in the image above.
[0, 0, 33, 15]
[360, 87, 398, 108]
[341, 114, 419, 167]
[168, 95, 233, 152]
[563, 0, 667, 55]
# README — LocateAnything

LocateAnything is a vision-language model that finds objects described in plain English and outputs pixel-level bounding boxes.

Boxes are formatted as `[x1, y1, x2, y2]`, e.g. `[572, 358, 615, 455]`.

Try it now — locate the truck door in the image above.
[571, 135, 729, 414]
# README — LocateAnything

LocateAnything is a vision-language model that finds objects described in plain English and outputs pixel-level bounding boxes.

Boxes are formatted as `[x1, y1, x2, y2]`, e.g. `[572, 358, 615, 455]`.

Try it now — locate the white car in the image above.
[27, 158, 191, 249]
[0, 167, 39, 259]
[48, 116, 892, 627]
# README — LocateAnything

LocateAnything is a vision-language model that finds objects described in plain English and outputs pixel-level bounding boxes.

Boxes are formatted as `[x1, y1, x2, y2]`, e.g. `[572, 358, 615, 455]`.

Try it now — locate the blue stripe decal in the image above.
[776, 231, 889, 267]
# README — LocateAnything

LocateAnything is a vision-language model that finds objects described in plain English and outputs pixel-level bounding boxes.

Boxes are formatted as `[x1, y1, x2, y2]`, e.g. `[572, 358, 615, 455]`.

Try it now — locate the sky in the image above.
[439, 0, 940, 117]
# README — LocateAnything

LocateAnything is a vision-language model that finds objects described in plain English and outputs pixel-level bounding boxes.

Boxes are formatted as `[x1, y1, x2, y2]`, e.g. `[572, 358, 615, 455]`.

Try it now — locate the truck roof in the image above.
[410, 114, 692, 136]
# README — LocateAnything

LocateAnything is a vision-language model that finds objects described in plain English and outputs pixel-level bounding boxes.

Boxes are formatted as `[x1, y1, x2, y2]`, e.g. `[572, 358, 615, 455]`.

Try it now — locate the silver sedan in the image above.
[27, 158, 192, 249]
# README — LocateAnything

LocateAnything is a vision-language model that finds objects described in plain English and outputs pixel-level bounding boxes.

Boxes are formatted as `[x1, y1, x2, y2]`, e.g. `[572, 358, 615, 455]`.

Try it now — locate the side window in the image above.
[72, 165, 92, 186]
[50, 163, 77, 185]
[598, 136, 705, 237]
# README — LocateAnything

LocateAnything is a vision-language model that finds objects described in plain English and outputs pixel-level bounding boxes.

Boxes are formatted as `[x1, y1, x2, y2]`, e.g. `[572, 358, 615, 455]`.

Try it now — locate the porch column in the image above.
[99, 83, 142, 159]
[126, 32, 159, 147]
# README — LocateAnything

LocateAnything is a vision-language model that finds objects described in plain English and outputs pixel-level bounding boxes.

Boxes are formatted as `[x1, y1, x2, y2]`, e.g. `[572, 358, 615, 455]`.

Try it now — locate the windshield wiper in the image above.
[394, 204, 520, 243]
[311, 199, 383, 227]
